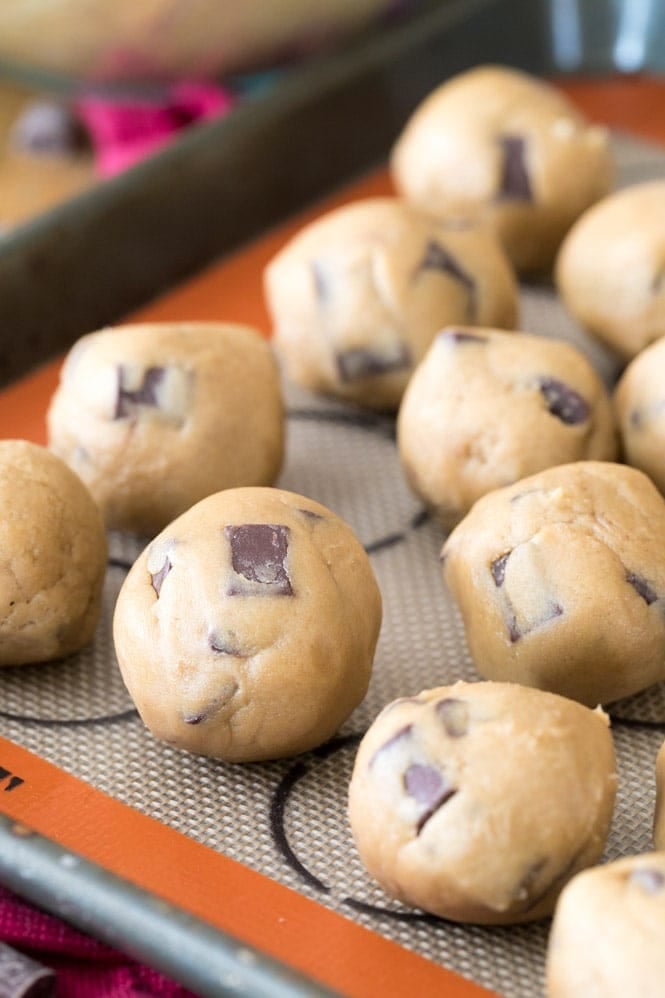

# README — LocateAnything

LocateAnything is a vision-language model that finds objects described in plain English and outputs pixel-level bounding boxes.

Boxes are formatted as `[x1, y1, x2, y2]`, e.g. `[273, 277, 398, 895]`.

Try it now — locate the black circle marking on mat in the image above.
[287, 407, 430, 555]
[270, 732, 452, 925]
[0, 707, 139, 727]
[2, 554, 137, 729]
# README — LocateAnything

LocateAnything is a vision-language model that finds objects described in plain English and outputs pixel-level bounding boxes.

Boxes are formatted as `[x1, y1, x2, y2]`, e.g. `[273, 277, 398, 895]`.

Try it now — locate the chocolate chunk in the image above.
[630, 868, 665, 893]
[440, 328, 487, 345]
[652, 269, 665, 295]
[436, 698, 469, 737]
[183, 712, 207, 725]
[297, 507, 324, 521]
[497, 134, 532, 201]
[209, 632, 244, 656]
[626, 571, 658, 605]
[115, 365, 167, 419]
[225, 524, 293, 596]
[404, 763, 457, 833]
[417, 242, 477, 318]
[538, 378, 590, 425]
[150, 555, 172, 597]
[629, 409, 643, 429]
[491, 552, 511, 587]
[11, 99, 89, 156]
[335, 343, 411, 382]
[509, 602, 564, 643]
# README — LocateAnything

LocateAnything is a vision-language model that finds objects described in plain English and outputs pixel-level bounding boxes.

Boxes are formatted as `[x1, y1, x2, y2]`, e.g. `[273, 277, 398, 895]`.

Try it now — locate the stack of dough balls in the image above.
[0, 440, 106, 665]
[348, 681, 616, 925]
[442, 461, 665, 706]
[47, 321, 284, 535]
[264, 196, 517, 411]
[391, 64, 613, 274]
[113, 486, 382, 762]
[397, 326, 617, 530]
[557, 181, 665, 360]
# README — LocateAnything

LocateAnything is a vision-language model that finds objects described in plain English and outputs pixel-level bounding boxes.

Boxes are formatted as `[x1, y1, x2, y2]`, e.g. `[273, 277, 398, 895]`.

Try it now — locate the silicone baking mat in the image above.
[1, 132, 665, 998]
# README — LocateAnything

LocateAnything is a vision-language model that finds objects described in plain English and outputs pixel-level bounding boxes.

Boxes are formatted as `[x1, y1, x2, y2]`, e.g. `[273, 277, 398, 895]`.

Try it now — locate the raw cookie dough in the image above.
[0, 439, 106, 665]
[348, 681, 616, 925]
[655, 740, 665, 849]
[391, 65, 613, 274]
[547, 853, 665, 998]
[397, 326, 617, 530]
[113, 486, 382, 762]
[442, 461, 665, 706]
[264, 196, 518, 411]
[556, 181, 665, 360]
[614, 336, 665, 493]
[47, 322, 284, 535]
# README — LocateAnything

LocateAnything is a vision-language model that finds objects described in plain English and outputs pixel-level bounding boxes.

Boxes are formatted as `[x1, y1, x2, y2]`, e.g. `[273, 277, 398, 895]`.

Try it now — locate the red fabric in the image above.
[77, 81, 235, 177]
[0, 885, 195, 997]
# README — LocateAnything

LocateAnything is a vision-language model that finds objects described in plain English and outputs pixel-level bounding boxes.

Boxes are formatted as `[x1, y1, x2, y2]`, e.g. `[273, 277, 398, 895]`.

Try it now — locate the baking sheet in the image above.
[1, 131, 665, 997]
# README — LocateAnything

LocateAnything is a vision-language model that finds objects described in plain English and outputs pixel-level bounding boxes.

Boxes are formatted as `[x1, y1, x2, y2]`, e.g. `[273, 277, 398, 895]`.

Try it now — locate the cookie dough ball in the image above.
[614, 337, 665, 493]
[397, 327, 617, 530]
[113, 487, 382, 762]
[442, 461, 665, 706]
[264, 197, 518, 411]
[0, 440, 106, 665]
[47, 322, 284, 535]
[655, 740, 665, 849]
[557, 181, 665, 360]
[547, 853, 665, 998]
[391, 65, 613, 274]
[348, 681, 616, 925]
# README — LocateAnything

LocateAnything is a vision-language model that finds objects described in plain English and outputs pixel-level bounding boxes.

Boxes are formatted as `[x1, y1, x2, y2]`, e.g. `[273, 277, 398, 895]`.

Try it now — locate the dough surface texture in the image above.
[113, 486, 382, 762]
[348, 680, 616, 924]
[0, 439, 106, 665]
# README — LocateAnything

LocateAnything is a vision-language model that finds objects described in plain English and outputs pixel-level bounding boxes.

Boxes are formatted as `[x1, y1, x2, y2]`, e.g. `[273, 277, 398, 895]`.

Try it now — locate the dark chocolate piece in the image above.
[652, 269, 665, 295]
[629, 409, 643, 429]
[404, 763, 457, 833]
[209, 632, 244, 656]
[629, 867, 665, 893]
[497, 134, 532, 201]
[491, 552, 511, 587]
[417, 242, 477, 318]
[225, 524, 293, 596]
[626, 571, 658, 606]
[297, 507, 324, 521]
[150, 555, 172, 597]
[115, 365, 167, 419]
[538, 377, 590, 425]
[509, 602, 564, 643]
[11, 99, 88, 156]
[436, 698, 469, 737]
[335, 343, 411, 382]
[440, 328, 487, 345]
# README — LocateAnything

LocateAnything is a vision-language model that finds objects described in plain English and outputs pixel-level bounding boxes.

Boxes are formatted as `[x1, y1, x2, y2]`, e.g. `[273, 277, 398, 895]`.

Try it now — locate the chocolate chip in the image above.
[403, 763, 457, 833]
[150, 555, 172, 597]
[538, 378, 590, 425]
[209, 632, 244, 656]
[297, 508, 324, 521]
[629, 409, 643, 429]
[629, 868, 665, 893]
[436, 698, 469, 737]
[335, 343, 411, 382]
[11, 99, 89, 156]
[115, 366, 167, 419]
[417, 241, 477, 318]
[652, 269, 665, 295]
[626, 571, 658, 605]
[509, 602, 563, 643]
[183, 712, 207, 725]
[225, 524, 293, 596]
[440, 328, 487, 345]
[491, 552, 511, 587]
[497, 134, 532, 201]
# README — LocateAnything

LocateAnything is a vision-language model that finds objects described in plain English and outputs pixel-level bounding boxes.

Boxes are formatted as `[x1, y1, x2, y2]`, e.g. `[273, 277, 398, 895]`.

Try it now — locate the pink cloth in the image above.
[0, 885, 195, 997]
[77, 81, 235, 177]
